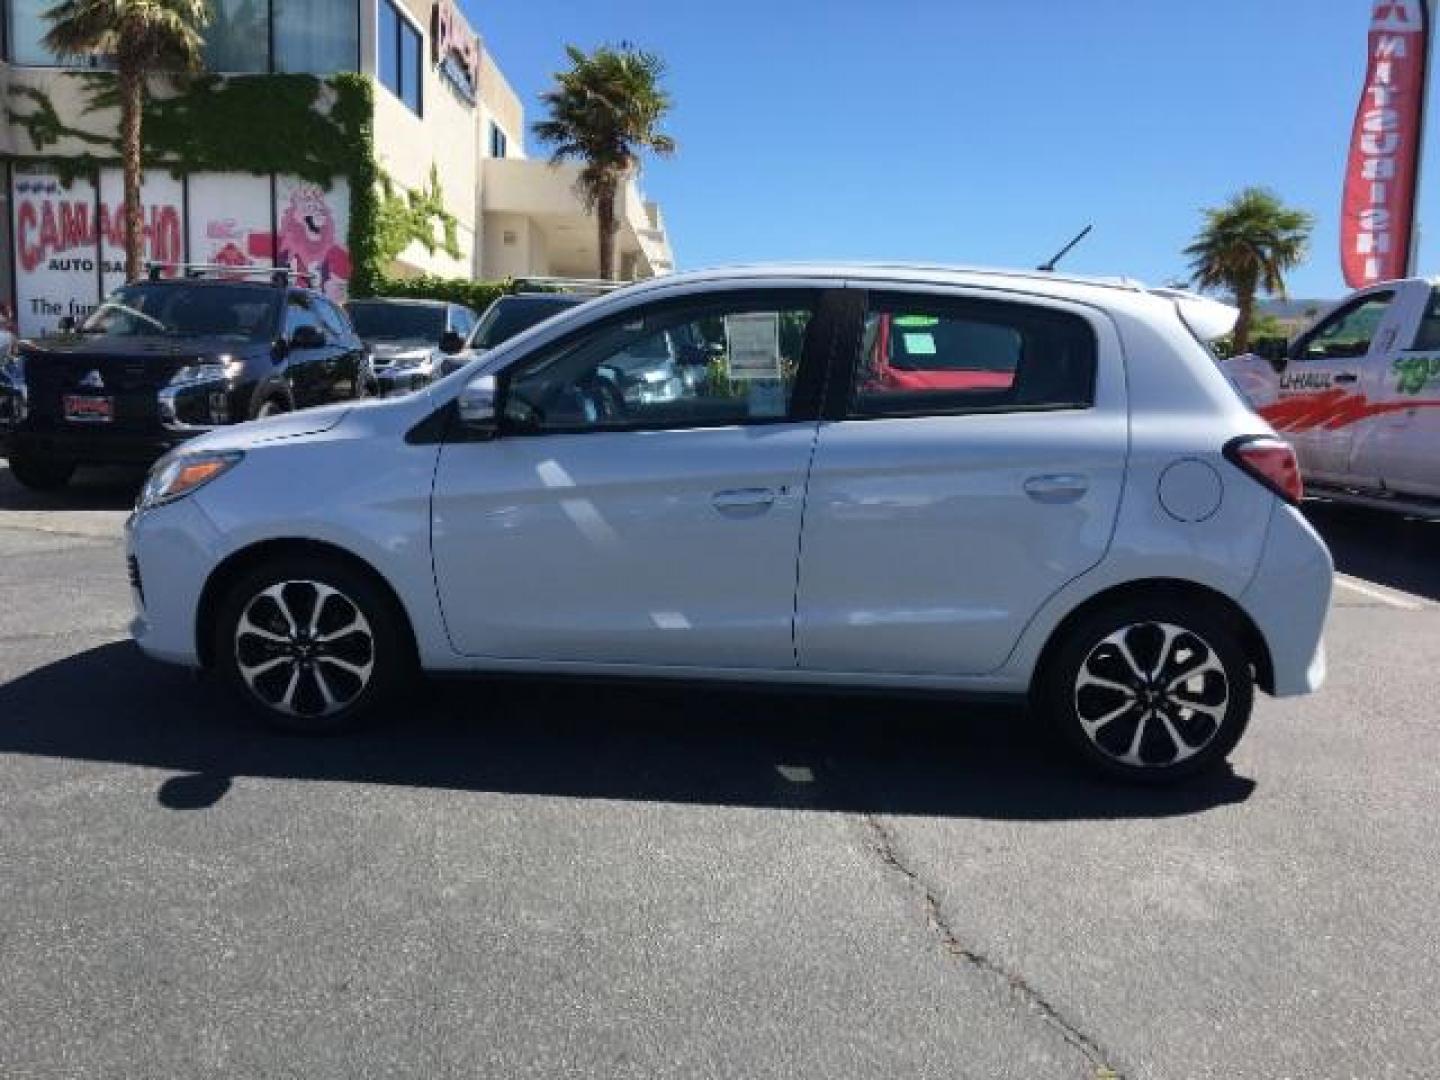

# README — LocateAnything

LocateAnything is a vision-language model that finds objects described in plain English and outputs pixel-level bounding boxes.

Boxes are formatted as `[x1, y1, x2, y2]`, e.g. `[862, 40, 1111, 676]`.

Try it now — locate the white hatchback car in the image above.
[125, 265, 1333, 783]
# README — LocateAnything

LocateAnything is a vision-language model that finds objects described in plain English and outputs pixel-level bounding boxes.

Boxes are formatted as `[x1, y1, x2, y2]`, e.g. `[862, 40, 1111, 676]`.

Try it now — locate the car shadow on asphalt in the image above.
[1305, 501, 1440, 602]
[0, 641, 1257, 820]
[0, 465, 145, 512]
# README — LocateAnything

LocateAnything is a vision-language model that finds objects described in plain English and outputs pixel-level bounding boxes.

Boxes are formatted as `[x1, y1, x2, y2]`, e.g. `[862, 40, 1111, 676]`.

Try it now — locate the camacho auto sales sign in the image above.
[1341, 0, 1431, 288]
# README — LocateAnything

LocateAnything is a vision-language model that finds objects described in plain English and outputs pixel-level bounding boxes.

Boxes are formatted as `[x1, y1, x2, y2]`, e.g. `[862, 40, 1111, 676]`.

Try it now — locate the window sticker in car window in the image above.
[725, 312, 782, 380]
[902, 332, 938, 356]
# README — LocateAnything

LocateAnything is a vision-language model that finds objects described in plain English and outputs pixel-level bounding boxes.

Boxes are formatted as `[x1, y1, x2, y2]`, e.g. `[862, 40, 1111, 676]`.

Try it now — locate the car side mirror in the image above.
[457, 373, 498, 436]
[57, 316, 77, 333]
[290, 324, 326, 350]
[440, 329, 466, 355]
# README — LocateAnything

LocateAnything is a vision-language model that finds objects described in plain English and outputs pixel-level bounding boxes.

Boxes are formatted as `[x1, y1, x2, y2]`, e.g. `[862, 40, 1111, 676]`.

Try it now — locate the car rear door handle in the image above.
[712, 487, 777, 516]
[1024, 474, 1089, 504]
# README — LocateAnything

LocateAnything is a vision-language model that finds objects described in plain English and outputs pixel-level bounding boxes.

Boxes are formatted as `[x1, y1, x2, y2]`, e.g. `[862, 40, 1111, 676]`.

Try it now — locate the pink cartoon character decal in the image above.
[276, 182, 351, 303]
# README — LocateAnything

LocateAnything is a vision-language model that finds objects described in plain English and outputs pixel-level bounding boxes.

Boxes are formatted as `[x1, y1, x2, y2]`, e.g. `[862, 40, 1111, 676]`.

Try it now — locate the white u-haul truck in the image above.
[1224, 276, 1440, 514]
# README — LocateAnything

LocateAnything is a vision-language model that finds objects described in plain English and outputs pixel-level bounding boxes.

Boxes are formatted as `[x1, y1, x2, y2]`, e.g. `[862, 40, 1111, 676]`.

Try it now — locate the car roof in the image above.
[346, 297, 452, 308]
[573, 263, 1193, 326]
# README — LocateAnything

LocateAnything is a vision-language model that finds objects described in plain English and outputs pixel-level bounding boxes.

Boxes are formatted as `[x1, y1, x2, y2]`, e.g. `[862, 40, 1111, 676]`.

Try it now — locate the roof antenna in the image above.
[1037, 224, 1093, 272]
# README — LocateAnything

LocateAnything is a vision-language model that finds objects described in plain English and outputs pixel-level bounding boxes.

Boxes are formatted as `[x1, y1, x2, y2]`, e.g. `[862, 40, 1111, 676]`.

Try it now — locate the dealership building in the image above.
[0, 0, 674, 337]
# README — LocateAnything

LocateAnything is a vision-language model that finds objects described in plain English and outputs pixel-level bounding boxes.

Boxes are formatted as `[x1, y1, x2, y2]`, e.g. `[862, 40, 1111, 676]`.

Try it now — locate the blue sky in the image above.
[465, 0, 1438, 299]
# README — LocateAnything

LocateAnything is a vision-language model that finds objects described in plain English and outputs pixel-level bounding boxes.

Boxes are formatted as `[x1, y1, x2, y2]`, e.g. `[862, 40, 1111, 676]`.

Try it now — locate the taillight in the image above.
[1224, 435, 1303, 505]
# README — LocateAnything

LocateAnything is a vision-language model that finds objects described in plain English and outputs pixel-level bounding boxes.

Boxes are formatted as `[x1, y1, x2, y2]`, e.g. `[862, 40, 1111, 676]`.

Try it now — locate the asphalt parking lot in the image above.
[1, 463, 1437, 1080]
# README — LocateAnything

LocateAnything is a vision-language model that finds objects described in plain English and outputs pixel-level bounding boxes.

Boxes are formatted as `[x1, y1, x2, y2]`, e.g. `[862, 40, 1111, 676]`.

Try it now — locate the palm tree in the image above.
[1184, 187, 1314, 355]
[43, 0, 211, 281]
[533, 44, 675, 281]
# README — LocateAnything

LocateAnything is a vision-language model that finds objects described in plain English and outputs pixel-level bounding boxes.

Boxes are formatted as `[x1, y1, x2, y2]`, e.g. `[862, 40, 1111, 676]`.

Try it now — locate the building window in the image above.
[205, 0, 271, 73]
[378, 0, 423, 115]
[274, 0, 359, 74]
[15, 0, 358, 72]
[489, 123, 508, 159]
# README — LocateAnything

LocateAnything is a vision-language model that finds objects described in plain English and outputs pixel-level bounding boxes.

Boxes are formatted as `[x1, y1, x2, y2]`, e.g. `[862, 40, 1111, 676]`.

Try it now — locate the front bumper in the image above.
[126, 496, 227, 667]
[1239, 502, 1334, 697]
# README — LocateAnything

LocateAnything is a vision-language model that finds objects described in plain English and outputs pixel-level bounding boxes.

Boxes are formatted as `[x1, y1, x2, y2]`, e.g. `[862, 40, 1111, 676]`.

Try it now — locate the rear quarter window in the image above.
[851, 294, 1098, 417]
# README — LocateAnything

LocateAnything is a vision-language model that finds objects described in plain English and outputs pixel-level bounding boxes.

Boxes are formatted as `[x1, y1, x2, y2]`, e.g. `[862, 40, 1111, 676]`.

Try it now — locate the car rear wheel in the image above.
[214, 558, 411, 734]
[6, 453, 76, 491]
[1037, 596, 1253, 784]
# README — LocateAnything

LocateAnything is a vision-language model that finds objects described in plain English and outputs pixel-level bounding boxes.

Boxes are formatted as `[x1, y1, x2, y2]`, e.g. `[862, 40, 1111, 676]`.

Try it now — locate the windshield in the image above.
[81, 284, 279, 341]
[346, 302, 446, 342]
[472, 298, 578, 348]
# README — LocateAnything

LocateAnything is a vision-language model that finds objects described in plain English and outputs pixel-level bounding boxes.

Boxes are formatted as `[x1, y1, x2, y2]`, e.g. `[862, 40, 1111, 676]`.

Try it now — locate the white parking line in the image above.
[1334, 574, 1426, 611]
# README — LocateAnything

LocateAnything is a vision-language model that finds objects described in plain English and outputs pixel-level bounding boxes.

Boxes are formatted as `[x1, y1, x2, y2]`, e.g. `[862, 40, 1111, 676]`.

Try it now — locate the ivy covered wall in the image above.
[3, 72, 465, 298]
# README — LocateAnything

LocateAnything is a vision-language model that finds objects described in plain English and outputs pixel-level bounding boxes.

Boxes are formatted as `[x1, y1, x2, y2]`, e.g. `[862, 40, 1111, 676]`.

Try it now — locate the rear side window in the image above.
[850, 294, 1097, 417]
[1412, 290, 1440, 351]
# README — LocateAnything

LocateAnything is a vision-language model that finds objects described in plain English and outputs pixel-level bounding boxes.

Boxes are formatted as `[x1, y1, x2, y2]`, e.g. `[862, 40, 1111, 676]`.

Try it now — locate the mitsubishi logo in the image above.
[79, 370, 104, 390]
[1373, 0, 1421, 29]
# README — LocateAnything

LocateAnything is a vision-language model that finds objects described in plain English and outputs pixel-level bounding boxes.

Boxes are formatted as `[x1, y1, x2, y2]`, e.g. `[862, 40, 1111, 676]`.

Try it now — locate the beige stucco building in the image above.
[0, 0, 674, 335]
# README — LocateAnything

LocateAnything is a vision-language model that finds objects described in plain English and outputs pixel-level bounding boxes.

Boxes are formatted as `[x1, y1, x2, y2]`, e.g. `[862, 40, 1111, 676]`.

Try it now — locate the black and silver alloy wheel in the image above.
[216, 557, 410, 733]
[1073, 622, 1228, 769]
[234, 581, 375, 719]
[1039, 595, 1254, 784]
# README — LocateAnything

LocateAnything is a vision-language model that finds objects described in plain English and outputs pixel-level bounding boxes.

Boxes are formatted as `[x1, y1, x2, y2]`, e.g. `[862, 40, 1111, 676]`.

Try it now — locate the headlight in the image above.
[389, 350, 438, 372]
[136, 450, 243, 511]
[170, 358, 244, 386]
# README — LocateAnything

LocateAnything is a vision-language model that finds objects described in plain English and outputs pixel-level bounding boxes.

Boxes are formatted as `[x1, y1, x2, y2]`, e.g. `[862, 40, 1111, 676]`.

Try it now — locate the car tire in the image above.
[255, 397, 289, 419]
[1036, 594, 1253, 784]
[214, 557, 413, 735]
[6, 453, 76, 491]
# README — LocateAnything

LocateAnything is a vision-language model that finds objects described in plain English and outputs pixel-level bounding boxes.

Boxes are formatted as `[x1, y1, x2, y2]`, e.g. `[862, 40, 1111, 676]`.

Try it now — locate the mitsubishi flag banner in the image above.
[1341, 0, 1431, 288]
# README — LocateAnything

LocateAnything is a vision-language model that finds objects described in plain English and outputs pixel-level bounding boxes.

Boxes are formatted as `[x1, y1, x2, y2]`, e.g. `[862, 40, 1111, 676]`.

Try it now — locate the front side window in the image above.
[502, 294, 817, 433]
[284, 295, 323, 340]
[851, 295, 1096, 417]
[274, 0, 358, 74]
[81, 284, 278, 342]
[1297, 293, 1393, 361]
[315, 297, 352, 342]
[377, 0, 423, 114]
[1412, 289, 1440, 352]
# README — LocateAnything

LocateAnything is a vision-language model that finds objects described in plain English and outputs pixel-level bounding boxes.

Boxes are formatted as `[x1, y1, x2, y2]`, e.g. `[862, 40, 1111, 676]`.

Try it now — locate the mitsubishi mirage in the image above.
[123, 265, 1334, 784]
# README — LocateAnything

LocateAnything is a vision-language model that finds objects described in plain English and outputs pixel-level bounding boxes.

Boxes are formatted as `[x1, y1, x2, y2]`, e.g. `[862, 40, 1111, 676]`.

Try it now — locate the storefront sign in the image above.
[12, 170, 100, 337]
[187, 172, 274, 275]
[433, 0, 480, 104]
[1341, 0, 1431, 287]
[99, 169, 183, 297]
[11, 168, 354, 337]
[276, 176, 352, 303]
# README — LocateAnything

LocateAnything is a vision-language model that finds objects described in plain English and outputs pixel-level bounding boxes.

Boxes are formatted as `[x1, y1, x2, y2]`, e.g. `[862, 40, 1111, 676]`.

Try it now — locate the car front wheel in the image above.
[1038, 596, 1254, 784]
[215, 558, 410, 734]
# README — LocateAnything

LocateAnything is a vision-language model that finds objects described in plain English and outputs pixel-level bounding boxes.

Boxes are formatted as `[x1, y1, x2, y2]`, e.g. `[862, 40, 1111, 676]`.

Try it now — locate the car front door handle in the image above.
[1024, 474, 1089, 504]
[712, 487, 777, 517]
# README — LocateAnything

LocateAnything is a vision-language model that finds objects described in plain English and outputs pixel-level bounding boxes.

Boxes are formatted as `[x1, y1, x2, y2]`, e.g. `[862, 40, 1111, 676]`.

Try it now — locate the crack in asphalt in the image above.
[860, 813, 1124, 1080]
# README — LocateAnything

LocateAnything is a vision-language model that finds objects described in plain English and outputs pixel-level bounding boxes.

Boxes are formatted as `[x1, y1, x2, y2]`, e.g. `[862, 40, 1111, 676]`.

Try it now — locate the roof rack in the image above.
[510, 276, 627, 297]
[144, 263, 317, 288]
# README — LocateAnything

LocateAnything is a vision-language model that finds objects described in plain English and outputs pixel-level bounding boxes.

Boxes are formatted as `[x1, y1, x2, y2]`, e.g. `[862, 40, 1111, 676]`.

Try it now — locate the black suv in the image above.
[0, 268, 368, 491]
